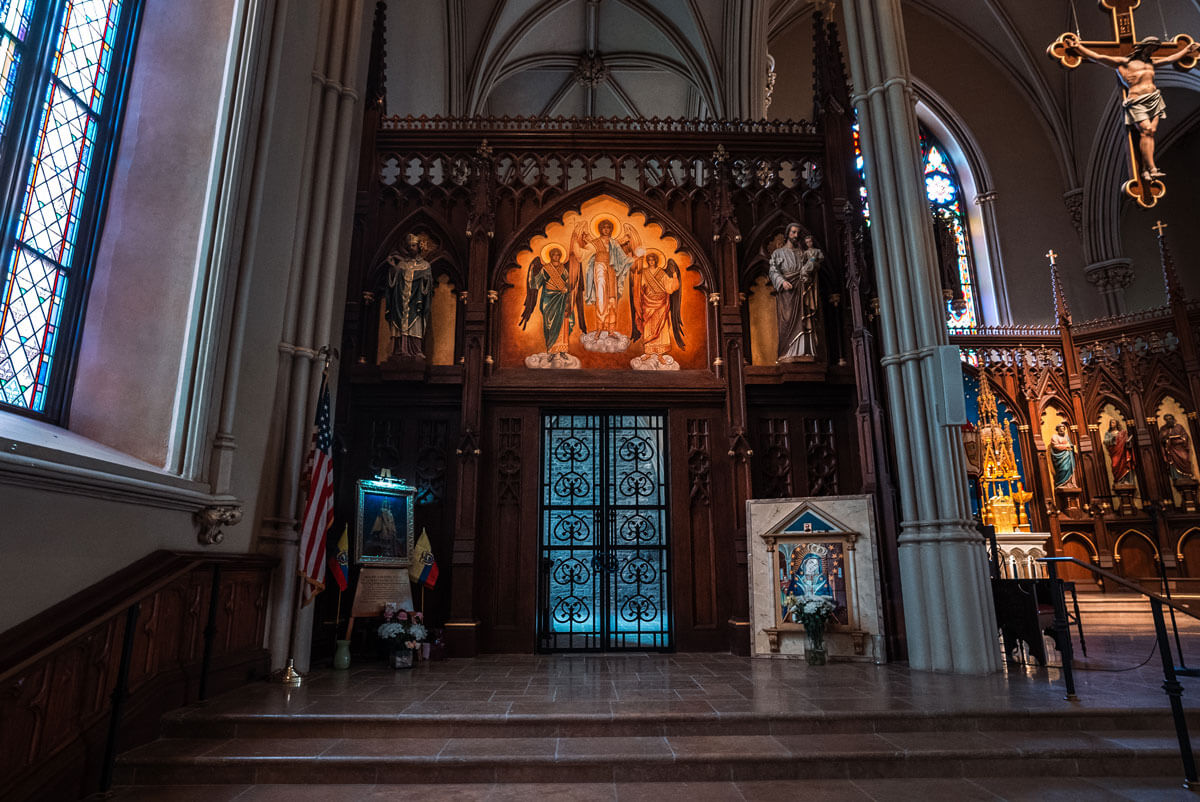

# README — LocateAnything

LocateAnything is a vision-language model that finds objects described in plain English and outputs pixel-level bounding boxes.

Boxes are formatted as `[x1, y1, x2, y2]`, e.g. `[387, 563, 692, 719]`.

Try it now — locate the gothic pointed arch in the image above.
[492, 177, 715, 293]
[368, 209, 467, 291]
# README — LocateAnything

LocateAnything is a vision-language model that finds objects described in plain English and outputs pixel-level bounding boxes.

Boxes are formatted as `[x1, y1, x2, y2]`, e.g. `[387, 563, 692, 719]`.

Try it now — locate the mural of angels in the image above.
[574, 213, 637, 353]
[520, 243, 582, 369]
[504, 193, 704, 371]
[628, 248, 684, 371]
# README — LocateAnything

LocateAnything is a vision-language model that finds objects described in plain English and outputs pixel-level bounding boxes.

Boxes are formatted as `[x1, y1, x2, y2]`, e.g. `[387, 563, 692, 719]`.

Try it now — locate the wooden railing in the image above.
[0, 551, 276, 802]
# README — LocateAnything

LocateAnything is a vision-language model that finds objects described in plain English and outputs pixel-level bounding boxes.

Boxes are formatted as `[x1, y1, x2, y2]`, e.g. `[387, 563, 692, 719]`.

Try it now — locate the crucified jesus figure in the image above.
[1062, 34, 1200, 180]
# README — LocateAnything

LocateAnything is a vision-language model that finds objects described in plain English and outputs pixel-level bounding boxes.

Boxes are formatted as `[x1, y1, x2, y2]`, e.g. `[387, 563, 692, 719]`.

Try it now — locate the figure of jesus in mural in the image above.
[629, 249, 685, 371]
[574, 214, 635, 352]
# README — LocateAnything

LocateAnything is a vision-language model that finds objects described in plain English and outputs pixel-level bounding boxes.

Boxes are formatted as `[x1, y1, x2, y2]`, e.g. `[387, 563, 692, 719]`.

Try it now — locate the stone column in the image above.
[840, 0, 1000, 673]
[258, 0, 368, 673]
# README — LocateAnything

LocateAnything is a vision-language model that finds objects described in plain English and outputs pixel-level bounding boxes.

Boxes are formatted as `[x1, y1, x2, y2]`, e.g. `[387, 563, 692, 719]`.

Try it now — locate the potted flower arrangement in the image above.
[378, 604, 425, 668]
[784, 594, 837, 665]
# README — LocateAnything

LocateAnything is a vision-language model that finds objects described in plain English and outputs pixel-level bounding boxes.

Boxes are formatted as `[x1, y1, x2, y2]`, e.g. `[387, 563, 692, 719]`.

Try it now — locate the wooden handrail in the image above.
[1040, 557, 1200, 623]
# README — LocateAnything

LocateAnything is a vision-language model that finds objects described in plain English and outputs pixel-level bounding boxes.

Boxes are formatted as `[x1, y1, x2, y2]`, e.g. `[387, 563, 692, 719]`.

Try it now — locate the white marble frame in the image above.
[748, 495, 885, 662]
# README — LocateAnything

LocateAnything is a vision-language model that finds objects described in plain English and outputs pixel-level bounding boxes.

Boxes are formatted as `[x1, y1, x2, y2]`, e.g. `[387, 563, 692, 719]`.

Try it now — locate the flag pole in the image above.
[274, 347, 335, 686]
[334, 587, 342, 642]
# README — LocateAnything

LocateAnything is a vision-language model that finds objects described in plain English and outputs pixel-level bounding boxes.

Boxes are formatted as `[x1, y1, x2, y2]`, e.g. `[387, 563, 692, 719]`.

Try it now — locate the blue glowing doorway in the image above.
[537, 412, 672, 651]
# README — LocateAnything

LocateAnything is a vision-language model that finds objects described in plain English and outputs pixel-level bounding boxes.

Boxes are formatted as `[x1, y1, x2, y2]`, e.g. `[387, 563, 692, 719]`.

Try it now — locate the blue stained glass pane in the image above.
[926, 173, 954, 204]
[0, 35, 20, 138]
[17, 85, 95, 263]
[851, 123, 870, 225]
[853, 121, 979, 330]
[0, 249, 65, 411]
[925, 145, 948, 174]
[2, 0, 35, 39]
[54, 0, 122, 113]
[0, 0, 125, 411]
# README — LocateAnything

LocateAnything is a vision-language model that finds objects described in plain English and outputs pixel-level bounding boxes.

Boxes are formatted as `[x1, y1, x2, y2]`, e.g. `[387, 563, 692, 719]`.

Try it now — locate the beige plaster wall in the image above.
[71, 0, 238, 466]
[1120, 103, 1200, 313]
[773, 7, 1097, 325]
[0, 2, 330, 631]
[902, 8, 1094, 324]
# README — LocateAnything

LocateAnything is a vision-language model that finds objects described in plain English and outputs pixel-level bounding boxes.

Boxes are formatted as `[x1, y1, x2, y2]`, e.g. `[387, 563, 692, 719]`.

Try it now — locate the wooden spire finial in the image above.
[1047, 249, 1071, 324]
[1154, 220, 1185, 306]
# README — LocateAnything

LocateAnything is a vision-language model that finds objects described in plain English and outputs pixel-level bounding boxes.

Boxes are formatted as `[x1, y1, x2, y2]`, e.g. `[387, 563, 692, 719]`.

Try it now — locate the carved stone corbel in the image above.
[195, 504, 243, 546]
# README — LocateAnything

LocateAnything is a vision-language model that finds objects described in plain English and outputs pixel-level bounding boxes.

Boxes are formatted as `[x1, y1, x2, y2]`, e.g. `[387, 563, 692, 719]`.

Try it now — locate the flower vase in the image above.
[421, 642, 432, 660]
[390, 645, 414, 669]
[332, 639, 351, 670]
[806, 626, 827, 666]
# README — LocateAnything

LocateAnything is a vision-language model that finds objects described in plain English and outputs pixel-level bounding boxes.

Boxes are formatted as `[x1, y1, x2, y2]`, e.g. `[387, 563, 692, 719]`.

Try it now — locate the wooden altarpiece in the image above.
[320, 8, 903, 658]
[953, 229, 1200, 594]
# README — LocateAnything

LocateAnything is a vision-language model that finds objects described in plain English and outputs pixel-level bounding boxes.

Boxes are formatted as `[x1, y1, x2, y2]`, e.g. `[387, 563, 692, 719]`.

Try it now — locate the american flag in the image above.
[298, 373, 335, 605]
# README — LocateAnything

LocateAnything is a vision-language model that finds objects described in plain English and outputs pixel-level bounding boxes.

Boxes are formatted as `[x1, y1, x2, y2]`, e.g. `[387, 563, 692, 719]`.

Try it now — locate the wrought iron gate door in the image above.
[537, 413, 672, 651]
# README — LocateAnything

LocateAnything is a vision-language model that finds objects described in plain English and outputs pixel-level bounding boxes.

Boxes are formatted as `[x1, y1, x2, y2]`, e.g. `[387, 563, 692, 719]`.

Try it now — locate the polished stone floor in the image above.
[109, 623, 1200, 801]
[179, 625, 1200, 719]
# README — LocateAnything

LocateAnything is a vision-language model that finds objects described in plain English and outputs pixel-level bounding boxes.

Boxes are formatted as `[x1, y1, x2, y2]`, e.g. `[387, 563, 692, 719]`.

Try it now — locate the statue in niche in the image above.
[1049, 423, 1080, 490]
[1161, 414, 1196, 483]
[1103, 418, 1135, 486]
[383, 233, 434, 359]
[520, 243, 581, 369]
[629, 248, 684, 371]
[768, 224, 821, 361]
[574, 213, 635, 353]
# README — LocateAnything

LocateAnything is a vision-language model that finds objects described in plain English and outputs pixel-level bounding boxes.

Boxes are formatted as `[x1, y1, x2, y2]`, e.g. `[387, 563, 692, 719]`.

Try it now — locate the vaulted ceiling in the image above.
[385, 0, 768, 119]
[382, 0, 1200, 318]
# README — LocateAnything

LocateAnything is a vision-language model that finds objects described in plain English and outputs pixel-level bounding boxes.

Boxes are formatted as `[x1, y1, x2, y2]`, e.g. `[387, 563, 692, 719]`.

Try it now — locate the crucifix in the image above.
[1047, 0, 1198, 209]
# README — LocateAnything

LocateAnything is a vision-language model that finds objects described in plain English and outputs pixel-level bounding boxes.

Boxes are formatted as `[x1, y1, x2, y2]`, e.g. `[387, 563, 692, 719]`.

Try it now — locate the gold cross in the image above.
[1046, 249, 1058, 266]
[1047, 1, 1197, 208]
[1153, 220, 1168, 237]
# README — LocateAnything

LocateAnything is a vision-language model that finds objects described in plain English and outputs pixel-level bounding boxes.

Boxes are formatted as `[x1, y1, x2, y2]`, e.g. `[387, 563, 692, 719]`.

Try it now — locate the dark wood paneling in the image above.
[478, 407, 540, 652]
[0, 552, 274, 802]
[669, 409, 737, 651]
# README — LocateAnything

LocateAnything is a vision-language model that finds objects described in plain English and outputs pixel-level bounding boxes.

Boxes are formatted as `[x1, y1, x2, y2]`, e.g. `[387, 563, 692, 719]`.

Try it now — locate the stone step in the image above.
[114, 730, 1196, 785]
[158, 706, 1200, 740]
[103, 777, 1200, 802]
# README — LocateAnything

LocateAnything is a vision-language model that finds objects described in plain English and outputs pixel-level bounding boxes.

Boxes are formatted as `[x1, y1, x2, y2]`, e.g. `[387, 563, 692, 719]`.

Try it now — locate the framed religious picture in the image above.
[355, 475, 416, 567]
[775, 540, 850, 626]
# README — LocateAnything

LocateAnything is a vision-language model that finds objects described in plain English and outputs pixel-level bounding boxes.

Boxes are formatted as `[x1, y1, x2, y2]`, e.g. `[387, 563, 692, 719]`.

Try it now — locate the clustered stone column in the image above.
[840, 0, 1000, 673]
[259, 0, 367, 673]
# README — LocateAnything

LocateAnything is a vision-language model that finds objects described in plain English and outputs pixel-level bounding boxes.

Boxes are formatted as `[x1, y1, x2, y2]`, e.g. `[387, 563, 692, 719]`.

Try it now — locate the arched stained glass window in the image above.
[852, 122, 980, 330]
[0, 0, 139, 415]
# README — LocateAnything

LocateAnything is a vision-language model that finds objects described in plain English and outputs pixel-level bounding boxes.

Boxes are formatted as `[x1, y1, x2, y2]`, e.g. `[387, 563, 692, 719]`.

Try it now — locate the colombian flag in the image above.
[409, 528, 439, 589]
[329, 525, 349, 592]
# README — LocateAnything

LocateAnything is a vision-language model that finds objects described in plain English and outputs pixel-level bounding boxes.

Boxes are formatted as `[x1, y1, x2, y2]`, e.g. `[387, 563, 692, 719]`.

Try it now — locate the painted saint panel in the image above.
[502, 194, 706, 371]
[777, 541, 849, 626]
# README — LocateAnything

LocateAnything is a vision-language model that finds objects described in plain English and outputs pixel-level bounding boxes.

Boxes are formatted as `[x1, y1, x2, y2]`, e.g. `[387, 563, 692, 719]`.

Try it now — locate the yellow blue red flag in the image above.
[409, 528, 438, 589]
[329, 524, 349, 592]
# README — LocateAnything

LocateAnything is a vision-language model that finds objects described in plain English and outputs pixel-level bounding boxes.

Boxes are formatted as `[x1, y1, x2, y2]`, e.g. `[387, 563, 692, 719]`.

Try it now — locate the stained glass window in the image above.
[0, 0, 137, 414]
[851, 122, 980, 330]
